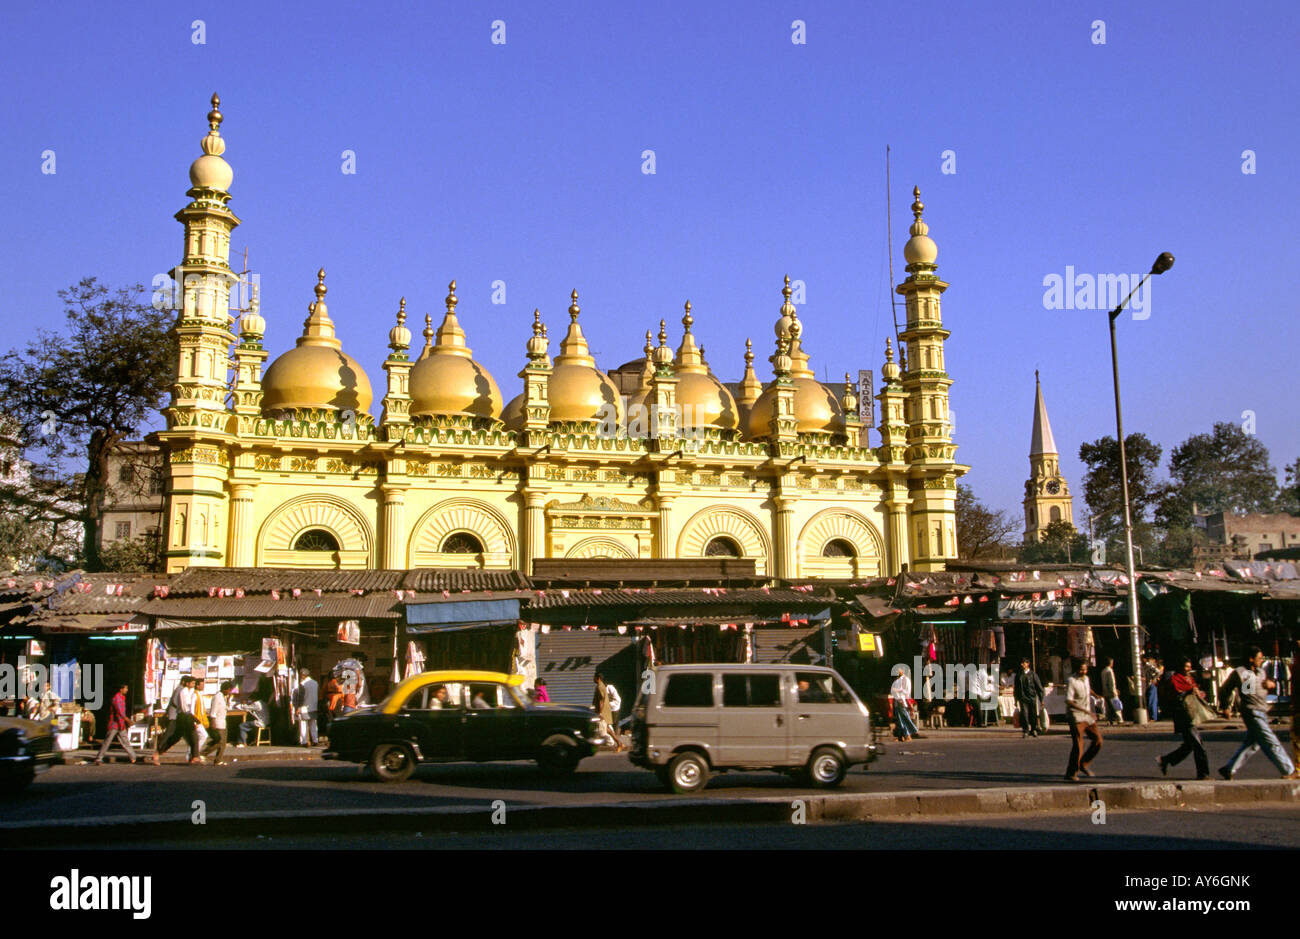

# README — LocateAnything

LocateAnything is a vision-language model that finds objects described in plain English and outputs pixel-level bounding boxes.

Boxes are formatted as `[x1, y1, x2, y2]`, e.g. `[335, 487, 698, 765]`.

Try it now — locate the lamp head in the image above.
[1151, 252, 1175, 275]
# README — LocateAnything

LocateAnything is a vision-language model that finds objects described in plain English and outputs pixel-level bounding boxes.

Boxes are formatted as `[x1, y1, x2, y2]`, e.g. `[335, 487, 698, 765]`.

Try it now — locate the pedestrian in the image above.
[592, 673, 623, 752]
[1064, 658, 1102, 781]
[1216, 646, 1299, 780]
[1290, 640, 1300, 773]
[1155, 659, 1210, 780]
[294, 668, 319, 746]
[1143, 655, 1163, 721]
[534, 678, 550, 703]
[38, 682, 60, 721]
[153, 676, 201, 765]
[606, 679, 623, 731]
[236, 690, 269, 746]
[201, 680, 233, 765]
[1099, 657, 1123, 725]
[94, 683, 139, 765]
[1014, 658, 1045, 737]
[890, 668, 918, 742]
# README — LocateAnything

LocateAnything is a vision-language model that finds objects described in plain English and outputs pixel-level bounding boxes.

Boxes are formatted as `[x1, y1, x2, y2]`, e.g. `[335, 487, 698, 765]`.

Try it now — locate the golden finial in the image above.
[397, 297, 406, 324]
[314, 268, 327, 301]
[682, 300, 693, 333]
[446, 280, 458, 312]
[569, 288, 580, 320]
[744, 338, 754, 367]
[541, 323, 548, 339]
[208, 93, 223, 131]
[644, 330, 654, 358]
[911, 185, 924, 219]
[844, 370, 853, 387]
[885, 336, 894, 361]
[783, 275, 792, 300]
[423, 312, 434, 344]
[526, 309, 549, 361]
[532, 309, 543, 336]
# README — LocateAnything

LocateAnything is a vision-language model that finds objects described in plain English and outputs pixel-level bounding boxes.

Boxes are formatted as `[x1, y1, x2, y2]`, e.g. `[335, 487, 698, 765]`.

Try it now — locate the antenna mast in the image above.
[886, 146, 902, 347]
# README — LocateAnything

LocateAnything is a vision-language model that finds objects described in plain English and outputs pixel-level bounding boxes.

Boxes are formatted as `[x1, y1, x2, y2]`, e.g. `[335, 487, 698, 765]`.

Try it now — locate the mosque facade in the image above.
[157, 96, 966, 577]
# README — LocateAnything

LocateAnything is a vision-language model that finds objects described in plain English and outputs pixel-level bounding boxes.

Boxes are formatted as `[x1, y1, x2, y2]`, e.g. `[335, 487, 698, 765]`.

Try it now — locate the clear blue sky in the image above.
[2, 0, 1296, 520]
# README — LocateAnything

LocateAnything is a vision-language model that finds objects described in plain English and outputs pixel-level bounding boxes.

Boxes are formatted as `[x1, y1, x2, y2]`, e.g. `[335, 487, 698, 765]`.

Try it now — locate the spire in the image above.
[525, 309, 550, 366]
[189, 92, 233, 192]
[881, 336, 901, 383]
[388, 297, 411, 353]
[653, 318, 674, 371]
[299, 268, 341, 348]
[675, 300, 706, 373]
[737, 338, 762, 404]
[1030, 371, 1059, 456]
[636, 329, 655, 389]
[903, 184, 938, 268]
[556, 288, 595, 365]
[772, 275, 812, 377]
[432, 279, 471, 357]
[841, 371, 859, 417]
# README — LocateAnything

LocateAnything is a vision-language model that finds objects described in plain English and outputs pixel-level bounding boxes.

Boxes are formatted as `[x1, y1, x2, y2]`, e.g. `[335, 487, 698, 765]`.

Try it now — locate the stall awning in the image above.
[404, 597, 520, 632]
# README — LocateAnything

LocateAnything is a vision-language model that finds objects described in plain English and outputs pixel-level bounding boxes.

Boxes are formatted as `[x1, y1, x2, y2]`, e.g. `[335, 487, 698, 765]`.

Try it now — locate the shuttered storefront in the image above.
[753, 626, 824, 663]
[535, 632, 638, 706]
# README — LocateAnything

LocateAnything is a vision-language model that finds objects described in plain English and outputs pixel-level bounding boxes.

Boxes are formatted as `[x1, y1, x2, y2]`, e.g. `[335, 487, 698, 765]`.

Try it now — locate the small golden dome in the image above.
[546, 289, 622, 424]
[408, 281, 503, 420]
[673, 301, 737, 431]
[903, 186, 938, 266]
[744, 376, 845, 438]
[189, 94, 233, 191]
[262, 269, 374, 414]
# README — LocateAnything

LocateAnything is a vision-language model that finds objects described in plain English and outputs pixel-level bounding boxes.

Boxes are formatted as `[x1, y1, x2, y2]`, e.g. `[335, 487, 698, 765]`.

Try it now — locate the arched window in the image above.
[441, 532, 484, 554]
[294, 529, 340, 552]
[705, 536, 742, 558]
[822, 539, 856, 558]
[1049, 506, 1062, 523]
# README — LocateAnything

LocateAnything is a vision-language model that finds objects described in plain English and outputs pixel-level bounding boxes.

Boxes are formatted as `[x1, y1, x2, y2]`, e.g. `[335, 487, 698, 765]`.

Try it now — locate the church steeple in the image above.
[1024, 371, 1074, 542]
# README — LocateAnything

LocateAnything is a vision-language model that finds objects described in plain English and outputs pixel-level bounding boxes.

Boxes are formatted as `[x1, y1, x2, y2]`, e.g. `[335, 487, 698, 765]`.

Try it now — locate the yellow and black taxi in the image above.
[0, 715, 64, 796]
[323, 670, 606, 782]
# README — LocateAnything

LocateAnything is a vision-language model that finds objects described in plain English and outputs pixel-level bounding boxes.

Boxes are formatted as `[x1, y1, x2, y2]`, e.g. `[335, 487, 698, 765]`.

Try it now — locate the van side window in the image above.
[722, 674, 782, 707]
[795, 672, 853, 704]
[662, 673, 714, 708]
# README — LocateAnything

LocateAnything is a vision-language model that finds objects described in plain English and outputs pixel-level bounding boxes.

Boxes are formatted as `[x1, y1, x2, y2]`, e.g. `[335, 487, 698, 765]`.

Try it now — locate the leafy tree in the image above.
[1020, 520, 1088, 564]
[1279, 457, 1300, 516]
[955, 484, 1019, 559]
[0, 279, 176, 571]
[99, 533, 164, 573]
[1156, 422, 1278, 530]
[1078, 433, 1164, 555]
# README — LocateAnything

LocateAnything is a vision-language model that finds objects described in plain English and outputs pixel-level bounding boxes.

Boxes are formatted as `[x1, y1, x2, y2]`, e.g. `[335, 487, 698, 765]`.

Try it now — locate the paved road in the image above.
[6, 726, 1293, 827]
[37, 804, 1300, 850]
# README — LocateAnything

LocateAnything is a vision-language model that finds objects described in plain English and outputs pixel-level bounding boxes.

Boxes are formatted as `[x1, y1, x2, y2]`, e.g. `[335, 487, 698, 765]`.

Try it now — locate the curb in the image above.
[3, 779, 1295, 846]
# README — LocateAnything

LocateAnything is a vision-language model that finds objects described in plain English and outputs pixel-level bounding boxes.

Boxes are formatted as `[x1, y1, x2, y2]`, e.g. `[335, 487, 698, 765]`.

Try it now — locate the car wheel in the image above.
[369, 743, 415, 783]
[537, 741, 581, 776]
[667, 751, 710, 794]
[806, 747, 847, 788]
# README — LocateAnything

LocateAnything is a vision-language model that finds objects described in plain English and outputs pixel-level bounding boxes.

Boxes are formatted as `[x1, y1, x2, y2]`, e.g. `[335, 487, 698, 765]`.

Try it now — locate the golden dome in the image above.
[546, 290, 623, 424]
[743, 277, 844, 438]
[408, 281, 503, 420]
[903, 186, 938, 267]
[262, 269, 374, 415]
[189, 94, 233, 191]
[673, 302, 737, 431]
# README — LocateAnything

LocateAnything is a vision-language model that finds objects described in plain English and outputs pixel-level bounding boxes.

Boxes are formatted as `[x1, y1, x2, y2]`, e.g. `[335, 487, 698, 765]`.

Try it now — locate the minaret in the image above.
[1024, 370, 1074, 541]
[161, 93, 240, 571]
[381, 297, 413, 435]
[520, 309, 552, 443]
[896, 186, 964, 570]
[650, 318, 679, 445]
[876, 337, 912, 574]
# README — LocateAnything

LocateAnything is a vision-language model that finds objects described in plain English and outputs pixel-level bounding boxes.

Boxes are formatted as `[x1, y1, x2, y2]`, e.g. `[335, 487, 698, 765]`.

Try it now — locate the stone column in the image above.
[655, 494, 676, 558]
[885, 497, 912, 575]
[380, 484, 406, 569]
[774, 493, 799, 579]
[522, 489, 548, 573]
[228, 482, 257, 567]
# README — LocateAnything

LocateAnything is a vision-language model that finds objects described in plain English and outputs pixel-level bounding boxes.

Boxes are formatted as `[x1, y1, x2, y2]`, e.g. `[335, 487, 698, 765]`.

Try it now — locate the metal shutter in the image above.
[535, 632, 638, 706]
[753, 627, 823, 663]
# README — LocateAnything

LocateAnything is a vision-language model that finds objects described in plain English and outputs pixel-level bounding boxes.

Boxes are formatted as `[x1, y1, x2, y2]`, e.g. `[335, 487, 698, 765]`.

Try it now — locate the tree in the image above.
[1279, 457, 1300, 516]
[1157, 422, 1279, 530]
[955, 484, 1019, 559]
[0, 279, 176, 571]
[1078, 433, 1164, 556]
[99, 533, 164, 573]
[1020, 520, 1088, 564]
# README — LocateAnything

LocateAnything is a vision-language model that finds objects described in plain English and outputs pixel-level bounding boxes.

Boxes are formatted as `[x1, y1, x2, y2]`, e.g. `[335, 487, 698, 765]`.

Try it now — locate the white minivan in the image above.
[629, 663, 878, 793]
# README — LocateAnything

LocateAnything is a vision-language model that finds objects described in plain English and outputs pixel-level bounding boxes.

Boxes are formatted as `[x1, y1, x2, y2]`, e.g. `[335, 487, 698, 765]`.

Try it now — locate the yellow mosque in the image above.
[158, 96, 966, 577]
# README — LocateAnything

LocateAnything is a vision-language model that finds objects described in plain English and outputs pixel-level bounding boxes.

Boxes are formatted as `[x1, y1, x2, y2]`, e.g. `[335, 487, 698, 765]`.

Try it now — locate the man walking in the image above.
[294, 668, 319, 746]
[94, 683, 138, 764]
[1064, 658, 1102, 781]
[1144, 655, 1163, 721]
[153, 676, 201, 764]
[1099, 657, 1123, 725]
[201, 680, 233, 765]
[1217, 646, 1299, 780]
[1156, 658, 1210, 779]
[1014, 658, 1045, 737]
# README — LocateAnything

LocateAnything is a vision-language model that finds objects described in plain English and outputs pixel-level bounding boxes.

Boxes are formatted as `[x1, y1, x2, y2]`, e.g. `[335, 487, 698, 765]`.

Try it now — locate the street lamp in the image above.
[1108, 251, 1174, 725]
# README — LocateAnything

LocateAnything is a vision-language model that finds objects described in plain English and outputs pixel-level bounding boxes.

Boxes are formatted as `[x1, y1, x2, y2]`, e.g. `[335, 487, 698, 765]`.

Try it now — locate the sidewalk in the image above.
[69, 742, 326, 764]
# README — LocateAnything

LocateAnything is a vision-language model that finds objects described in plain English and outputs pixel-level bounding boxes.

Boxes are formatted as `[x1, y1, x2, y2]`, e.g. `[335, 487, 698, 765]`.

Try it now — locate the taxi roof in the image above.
[379, 670, 524, 714]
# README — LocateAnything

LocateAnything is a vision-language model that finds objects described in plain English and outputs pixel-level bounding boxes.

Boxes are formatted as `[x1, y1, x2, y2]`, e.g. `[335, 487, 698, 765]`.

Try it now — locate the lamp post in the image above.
[1108, 251, 1174, 725]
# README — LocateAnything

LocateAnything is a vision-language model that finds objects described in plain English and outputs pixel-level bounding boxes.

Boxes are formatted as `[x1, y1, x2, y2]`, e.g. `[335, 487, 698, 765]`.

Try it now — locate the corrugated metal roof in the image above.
[523, 587, 837, 610]
[160, 567, 531, 596]
[140, 594, 402, 619]
[402, 569, 531, 592]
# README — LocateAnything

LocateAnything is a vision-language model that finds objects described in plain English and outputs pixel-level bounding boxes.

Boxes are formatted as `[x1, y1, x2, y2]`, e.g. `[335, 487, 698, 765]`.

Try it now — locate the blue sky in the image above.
[1, 0, 1296, 520]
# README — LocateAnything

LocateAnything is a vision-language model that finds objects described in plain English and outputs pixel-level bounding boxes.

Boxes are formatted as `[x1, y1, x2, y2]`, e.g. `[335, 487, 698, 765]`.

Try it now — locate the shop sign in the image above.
[998, 598, 1071, 621]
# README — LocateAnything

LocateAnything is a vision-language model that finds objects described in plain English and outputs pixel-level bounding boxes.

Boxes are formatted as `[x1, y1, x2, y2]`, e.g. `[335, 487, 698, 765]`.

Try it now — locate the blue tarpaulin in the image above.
[404, 597, 520, 633]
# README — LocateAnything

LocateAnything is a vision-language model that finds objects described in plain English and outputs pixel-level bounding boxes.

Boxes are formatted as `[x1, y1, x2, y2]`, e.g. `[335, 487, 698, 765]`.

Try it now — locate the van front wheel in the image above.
[667, 751, 710, 794]
[806, 747, 847, 788]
